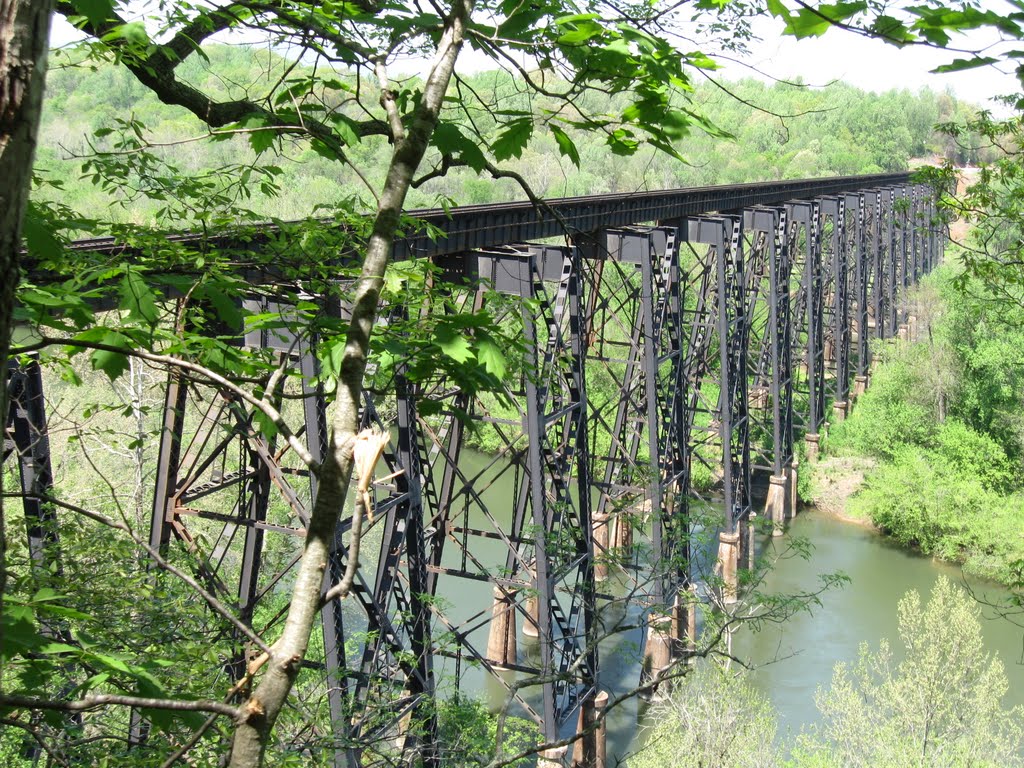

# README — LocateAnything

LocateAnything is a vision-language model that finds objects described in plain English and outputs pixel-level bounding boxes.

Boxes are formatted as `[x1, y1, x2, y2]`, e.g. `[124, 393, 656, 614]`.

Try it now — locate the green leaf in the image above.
[417, 399, 442, 416]
[31, 588, 70, 603]
[475, 336, 507, 379]
[119, 269, 160, 325]
[556, 18, 605, 45]
[101, 21, 150, 47]
[199, 285, 243, 330]
[550, 125, 580, 167]
[491, 118, 534, 162]
[248, 126, 276, 155]
[93, 653, 133, 674]
[332, 114, 361, 147]
[21, 205, 62, 257]
[932, 56, 999, 74]
[71, 0, 116, 26]
[784, 9, 832, 38]
[88, 330, 132, 381]
[252, 409, 279, 439]
[434, 325, 474, 363]
[433, 121, 487, 171]
[870, 14, 915, 43]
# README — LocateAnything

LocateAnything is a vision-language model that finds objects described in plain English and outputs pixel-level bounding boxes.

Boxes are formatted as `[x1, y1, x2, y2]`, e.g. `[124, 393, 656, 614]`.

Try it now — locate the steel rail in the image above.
[56, 173, 912, 261]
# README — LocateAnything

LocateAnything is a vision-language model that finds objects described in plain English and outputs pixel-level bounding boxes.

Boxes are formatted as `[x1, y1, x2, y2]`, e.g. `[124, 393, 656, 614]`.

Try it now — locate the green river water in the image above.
[422, 449, 1024, 763]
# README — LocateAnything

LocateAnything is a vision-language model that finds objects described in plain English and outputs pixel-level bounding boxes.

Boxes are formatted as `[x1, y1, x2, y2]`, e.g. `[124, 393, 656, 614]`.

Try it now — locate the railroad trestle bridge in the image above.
[4, 172, 943, 765]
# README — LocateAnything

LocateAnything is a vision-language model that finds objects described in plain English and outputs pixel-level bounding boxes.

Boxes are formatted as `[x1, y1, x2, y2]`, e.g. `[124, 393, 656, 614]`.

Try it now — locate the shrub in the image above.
[629, 663, 777, 768]
[794, 578, 1024, 767]
[934, 419, 1013, 492]
[436, 695, 540, 767]
[827, 356, 934, 460]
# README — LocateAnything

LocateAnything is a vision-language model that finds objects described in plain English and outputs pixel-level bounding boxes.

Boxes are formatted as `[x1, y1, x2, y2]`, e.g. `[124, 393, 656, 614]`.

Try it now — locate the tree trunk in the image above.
[226, 1, 474, 764]
[0, 0, 55, 667]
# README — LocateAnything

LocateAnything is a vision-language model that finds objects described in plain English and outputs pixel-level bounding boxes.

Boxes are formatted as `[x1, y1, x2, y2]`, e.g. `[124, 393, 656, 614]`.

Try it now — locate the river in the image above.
[738, 507, 1024, 746]
[414, 448, 1024, 762]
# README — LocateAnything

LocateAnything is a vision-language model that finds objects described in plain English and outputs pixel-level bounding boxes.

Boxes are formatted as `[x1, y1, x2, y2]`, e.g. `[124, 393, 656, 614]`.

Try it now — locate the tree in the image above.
[5, 1, 1024, 765]
[0, 0, 54, 699]
[3, 1, 756, 765]
[629, 662, 777, 768]
[794, 577, 1024, 767]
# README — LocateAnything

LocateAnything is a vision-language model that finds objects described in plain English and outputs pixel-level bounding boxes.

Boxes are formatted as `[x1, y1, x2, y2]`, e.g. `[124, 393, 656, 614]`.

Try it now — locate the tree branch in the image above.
[0, 693, 241, 719]
[14, 336, 317, 470]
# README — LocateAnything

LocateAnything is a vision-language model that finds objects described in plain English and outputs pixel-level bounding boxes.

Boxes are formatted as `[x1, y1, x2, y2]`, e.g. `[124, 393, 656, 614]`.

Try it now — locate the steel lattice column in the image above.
[843, 192, 870, 385]
[4, 358, 60, 577]
[423, 245, 596, 741]
[788, 200, 826, 444]
[681, 216, 752, 600]
[864, 190, 885, 341]
[145, 304, 438, 763]
[820, 196, 852, 416]
[883, 187, 900, 336]
[743, 207, 795, 480]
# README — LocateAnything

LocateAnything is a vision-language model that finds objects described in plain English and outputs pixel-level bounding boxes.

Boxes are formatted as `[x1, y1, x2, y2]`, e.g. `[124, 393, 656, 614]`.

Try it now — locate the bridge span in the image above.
[4, 172, 942, 766]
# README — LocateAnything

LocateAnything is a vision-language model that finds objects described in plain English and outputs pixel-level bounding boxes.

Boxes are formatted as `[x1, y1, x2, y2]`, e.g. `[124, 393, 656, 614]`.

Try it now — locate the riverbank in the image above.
[802, 455, 877, 529]
[801, 262, 1024, 590]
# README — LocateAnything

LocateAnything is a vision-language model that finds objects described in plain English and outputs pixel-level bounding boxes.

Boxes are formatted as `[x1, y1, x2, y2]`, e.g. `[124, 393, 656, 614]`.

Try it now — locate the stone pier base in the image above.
[670, 585, 698, 662]
[641, 614, 674, 693]
[832, 400, 848, 424]
[853, 374, 869, 399]
[572, 690, 609, 768]
[522, 571, 540, 639]
[611, 510, 632, 553]
[805, 433, 820, 463]
[717, 531, 740, 604]
[485, 586, 517, 668]
[539, 745, 568, 768]
[765, 474, 787, 537]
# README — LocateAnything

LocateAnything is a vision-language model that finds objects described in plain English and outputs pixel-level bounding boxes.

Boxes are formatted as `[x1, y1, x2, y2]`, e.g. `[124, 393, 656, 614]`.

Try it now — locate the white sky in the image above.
[723, 13, 1019, 111]
[49, 4, 1021, 112]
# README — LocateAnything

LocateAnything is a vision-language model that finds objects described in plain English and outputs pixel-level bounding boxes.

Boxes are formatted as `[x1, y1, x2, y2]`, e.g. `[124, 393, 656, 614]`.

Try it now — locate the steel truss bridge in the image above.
[4, 172, 943, 765]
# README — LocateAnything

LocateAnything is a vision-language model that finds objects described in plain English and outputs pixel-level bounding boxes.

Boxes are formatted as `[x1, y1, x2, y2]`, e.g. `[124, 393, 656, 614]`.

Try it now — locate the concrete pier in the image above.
[539, 745, 568, 768]
[853, 374, 869, 399]
[717, 530, 740, 604]
[765, 474, 787, 537]
[572, 690, 609, 768]
[832, 400, 848, 424]
[804, 433, 820, 463]
[670, 584, 698, 661]
[522, 569, 540, 639]
[485, 586, 517, 668]
[641, 613, 674, 691]
[611, 510, 632, 552]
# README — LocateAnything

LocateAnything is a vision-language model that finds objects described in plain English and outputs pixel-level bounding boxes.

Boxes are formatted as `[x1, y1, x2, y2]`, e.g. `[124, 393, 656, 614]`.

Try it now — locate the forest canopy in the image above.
[34, 43, 985, 227]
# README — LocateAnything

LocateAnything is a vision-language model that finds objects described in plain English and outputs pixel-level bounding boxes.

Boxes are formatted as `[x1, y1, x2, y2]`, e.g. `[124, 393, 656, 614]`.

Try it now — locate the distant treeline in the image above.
[36, 44, 987, 225]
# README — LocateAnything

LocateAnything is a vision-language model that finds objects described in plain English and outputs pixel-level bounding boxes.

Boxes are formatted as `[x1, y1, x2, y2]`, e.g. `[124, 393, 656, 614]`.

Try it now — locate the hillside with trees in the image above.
[33, 44, 984, 226]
